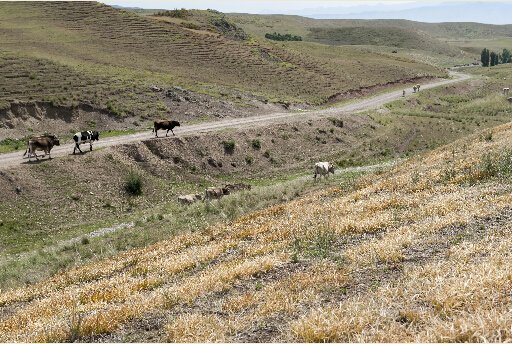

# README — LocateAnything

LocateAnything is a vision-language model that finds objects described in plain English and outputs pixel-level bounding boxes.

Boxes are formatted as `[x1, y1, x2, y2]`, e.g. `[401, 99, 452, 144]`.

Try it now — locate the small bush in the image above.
[221, 140, 236, 151]
[181, 22, 199, 30]
[252, 139, 261, 149]
[124, 169, 144, 196]
[245, 156, 253, 164]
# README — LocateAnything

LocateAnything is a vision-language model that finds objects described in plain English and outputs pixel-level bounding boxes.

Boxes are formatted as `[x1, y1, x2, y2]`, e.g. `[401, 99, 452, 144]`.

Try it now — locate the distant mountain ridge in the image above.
[303, 1, 512, 25]
[259, 1, 442, 16]
[108, 1, 512, 25]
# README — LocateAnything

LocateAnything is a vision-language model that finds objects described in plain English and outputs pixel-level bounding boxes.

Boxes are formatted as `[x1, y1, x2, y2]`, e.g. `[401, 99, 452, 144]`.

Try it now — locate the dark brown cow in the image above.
[153, 120, 180, 137]
[25, 135, 60, 162]
[203, 187, 230, 202]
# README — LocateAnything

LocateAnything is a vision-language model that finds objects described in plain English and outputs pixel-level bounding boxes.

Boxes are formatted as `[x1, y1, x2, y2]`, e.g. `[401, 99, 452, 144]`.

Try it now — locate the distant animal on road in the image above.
[412, 85, 417, 93]
[203, 187, 230, 202]
[73, 131, 99, 154]
[313, 162, 335, 181]
[25, 135, 60, 162]
[153, 120, 180, 137]
[416, 84, 421, 91]
[402, 90, 406, 97]
[178, 193, 203, 205]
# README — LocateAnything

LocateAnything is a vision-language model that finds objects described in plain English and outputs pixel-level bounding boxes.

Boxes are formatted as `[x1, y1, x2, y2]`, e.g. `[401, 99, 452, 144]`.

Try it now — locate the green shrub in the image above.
[124, 169, 144, 196]
[252, 139, 261, 149]
[245, 156, 253, 164]
[221, 140, 236, 151]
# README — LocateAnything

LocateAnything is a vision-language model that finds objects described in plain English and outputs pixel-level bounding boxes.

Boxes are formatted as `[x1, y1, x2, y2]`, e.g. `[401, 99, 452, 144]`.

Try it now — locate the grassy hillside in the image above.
[0, 1, 446, 116]
[228, 14, 512, 66]
[308, 26, 463, 55]
[2, 110, 512, 342]
[228, 14, 512, 42]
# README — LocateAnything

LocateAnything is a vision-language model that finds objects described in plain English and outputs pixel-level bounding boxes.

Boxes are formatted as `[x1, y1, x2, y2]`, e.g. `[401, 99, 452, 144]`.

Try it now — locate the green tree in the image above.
[490, 51, 500, 66]
[481, 48, 489, 67]
[502, 48, 511, 64]
[265, 32, 302, 41]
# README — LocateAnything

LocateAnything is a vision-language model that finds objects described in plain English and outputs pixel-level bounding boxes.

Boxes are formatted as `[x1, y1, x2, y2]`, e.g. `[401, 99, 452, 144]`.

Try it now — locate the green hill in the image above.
[308, 26, 463, 56]
[228, 14, 512, 65]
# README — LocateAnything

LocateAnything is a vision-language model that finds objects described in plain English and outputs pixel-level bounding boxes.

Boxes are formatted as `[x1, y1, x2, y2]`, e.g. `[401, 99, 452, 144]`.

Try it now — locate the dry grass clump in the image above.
[3, 122, 512, 341]
[167, 313, 238, 342]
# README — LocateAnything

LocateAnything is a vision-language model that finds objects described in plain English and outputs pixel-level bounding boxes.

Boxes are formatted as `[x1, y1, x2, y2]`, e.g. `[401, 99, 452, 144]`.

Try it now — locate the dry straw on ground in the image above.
[2, 123, 512, 342]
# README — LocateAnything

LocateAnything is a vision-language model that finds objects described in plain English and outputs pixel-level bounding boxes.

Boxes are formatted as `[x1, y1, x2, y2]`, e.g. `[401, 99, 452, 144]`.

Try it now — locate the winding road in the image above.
[0, 72, 472, 169]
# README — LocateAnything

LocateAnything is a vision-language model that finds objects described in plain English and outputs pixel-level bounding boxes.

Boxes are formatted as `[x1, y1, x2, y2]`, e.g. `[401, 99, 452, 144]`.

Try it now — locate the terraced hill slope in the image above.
[0, 1, 445, 117]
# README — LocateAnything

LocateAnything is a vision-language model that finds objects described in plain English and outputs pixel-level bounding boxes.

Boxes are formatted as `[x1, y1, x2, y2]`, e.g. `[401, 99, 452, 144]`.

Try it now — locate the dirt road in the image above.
[0, 72, 471, 169]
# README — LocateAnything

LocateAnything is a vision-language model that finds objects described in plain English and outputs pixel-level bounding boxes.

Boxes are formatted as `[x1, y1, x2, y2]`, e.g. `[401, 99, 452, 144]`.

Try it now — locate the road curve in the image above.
[0, 72, 472, 169]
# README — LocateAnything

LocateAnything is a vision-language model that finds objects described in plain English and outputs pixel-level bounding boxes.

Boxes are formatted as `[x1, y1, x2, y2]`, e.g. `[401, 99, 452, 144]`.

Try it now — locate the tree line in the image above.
[265, 32, 302, 42]
[481, 48, 511, 67]
[155, 8, 188, 19]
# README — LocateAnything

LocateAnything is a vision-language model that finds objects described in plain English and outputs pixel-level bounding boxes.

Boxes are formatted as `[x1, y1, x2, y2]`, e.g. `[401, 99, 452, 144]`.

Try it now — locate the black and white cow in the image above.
[73, 131, 99, 154]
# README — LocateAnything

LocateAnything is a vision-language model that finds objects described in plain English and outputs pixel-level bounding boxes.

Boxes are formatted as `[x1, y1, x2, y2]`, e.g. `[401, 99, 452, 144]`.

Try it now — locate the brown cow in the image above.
[22, 134, 56, 156]
[153, 120, 180, 137]
[25, 135, 60, 162]
[203, 187, 230, 202]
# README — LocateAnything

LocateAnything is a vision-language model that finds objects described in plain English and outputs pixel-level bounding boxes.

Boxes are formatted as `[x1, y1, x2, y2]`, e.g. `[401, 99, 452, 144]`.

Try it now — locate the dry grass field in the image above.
[2, 114, 512, 342]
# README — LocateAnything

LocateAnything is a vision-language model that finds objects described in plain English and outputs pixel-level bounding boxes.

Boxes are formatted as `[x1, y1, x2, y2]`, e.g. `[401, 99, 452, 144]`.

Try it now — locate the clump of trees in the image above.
[265, 32, 302, 41]
[155, 8, 188, 19]
[481, 48, 511, 67]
